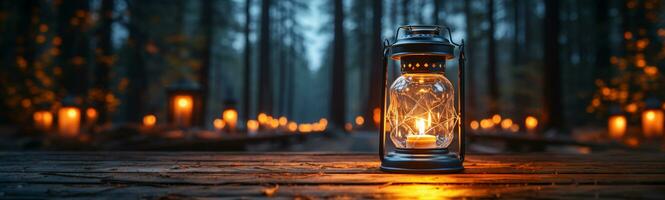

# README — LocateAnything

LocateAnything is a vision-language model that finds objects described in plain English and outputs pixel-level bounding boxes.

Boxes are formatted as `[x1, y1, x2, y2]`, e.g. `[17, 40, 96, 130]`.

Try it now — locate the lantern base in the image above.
[380, 148, 463, 173]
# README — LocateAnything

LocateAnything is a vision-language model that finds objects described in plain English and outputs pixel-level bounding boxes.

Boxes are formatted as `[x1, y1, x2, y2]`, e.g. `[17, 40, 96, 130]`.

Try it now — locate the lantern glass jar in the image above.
[388, 73, 457, 149]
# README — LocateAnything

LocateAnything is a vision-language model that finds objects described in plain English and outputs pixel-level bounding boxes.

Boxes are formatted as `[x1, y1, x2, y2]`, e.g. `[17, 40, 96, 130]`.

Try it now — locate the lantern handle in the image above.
[457, 39, 466, 162]
[379, 39, 391, 162]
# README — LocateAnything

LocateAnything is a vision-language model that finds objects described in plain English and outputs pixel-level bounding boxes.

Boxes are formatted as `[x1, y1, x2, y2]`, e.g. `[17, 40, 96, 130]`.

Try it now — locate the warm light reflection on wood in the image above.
[608, 115, 626, 139]
[383, 184, 472, 199]
[642, 109, 664, 138]
[173, 95, 193, 127]
[58, 107, 80, 136]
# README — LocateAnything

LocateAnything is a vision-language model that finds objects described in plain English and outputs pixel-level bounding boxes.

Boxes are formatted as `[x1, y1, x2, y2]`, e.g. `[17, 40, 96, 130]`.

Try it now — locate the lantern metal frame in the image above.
[379, 25, 466, 173]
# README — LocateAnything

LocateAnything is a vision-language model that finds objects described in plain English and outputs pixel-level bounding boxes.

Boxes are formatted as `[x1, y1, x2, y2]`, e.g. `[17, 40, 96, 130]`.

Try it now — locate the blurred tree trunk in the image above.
[487, 0, 499, 114]
[543, 0, 563, 132]
[94, 0, 114, 124]
[366, 0, 382, 128]
[330, 0, 346, 129]
[243, 0, 252, 122]
[433, 0, 442, 25]
[278, 1, 287, 116]
[258, 0, 273, 115]
[464, 0, 477, 119]
[594, 1, 609, 79]
[57, 0, 90, 98]
[125, 1, 147, 122]
[199, 0, 214, 126]
[402, 0, 409, 24]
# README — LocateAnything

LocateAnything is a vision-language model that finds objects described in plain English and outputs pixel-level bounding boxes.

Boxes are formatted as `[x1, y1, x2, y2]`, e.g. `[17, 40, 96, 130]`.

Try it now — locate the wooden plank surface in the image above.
[1, 152, 664, 199]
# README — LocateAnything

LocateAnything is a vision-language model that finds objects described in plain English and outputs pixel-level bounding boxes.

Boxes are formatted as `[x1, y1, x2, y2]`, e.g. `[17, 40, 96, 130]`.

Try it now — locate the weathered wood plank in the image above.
[1, 152, 664, 198]
[1, 184, 664, 199]
[0, 160, 664, 174]
[2, 172, 665, 185]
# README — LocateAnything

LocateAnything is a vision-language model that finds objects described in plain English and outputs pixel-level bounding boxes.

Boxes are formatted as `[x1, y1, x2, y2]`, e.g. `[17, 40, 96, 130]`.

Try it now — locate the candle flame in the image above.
[176, 96, 191, 108]
[416, 118, 426, 135]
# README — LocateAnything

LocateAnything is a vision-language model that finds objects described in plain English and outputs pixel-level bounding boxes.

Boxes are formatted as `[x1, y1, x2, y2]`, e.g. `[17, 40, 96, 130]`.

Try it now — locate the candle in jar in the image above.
[608, 115, 627, 139]
[642, 109, 664, 138]
[173, 95, 193, 127]
[406, 118, 437, 149]
[58, 107, 80, 137]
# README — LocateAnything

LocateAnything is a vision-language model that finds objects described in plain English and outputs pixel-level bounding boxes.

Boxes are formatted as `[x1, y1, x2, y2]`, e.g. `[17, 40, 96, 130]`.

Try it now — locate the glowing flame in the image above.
[416, 118, 426, 135]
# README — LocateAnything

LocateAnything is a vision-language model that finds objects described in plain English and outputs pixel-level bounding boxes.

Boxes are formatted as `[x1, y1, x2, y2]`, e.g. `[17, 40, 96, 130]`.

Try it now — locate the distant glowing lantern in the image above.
[247, 120, 259, 133]
[355, 116, 365, 126]
[344, 123, 353, 132]
[57, 98, 81, 137]
[642, 98, 664, 138]
[373, 107, 381, 127]
[379, 25, 466, 173]
[167, 80, 202, 128]
[222, 99, 238, 132]
[491, 114, 502, 125]
[85, 107, 98, 126]
[222, 109, 237, 131]
[213, 118, 225, 131]
[525, 116, 538, 133]
[287, 122, 298, 132]
[258, 113, 268, 125]
[500, 119, 513, 130]
[607, 106, 626, 139]
[143, 114, 157, 128]
[278, 116, 288, 127]
[469, 120, 479, 131]
[298, 123, 312, 133]
[33, 106, 53, 131]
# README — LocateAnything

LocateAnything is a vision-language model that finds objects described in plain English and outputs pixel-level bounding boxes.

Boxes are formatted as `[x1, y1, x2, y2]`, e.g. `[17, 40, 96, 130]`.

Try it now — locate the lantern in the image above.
[222, 99, 238, 132]
[642, 98, 664, 138]
[57, 97, 81, 137]
[379, 25, 466, 173]
[33, 105, 53, 131]
[167, 80, 203, 128]
[607, 105, 626, 139]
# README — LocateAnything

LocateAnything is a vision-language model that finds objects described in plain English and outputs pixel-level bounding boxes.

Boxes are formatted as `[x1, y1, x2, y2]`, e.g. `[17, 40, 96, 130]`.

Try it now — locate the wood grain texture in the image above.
[0, 152, 664, 199]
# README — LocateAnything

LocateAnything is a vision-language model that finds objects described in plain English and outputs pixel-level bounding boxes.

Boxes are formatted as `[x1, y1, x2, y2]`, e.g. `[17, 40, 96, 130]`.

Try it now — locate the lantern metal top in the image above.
[389, 25, 456, 60]
[167, 79, 201, 93]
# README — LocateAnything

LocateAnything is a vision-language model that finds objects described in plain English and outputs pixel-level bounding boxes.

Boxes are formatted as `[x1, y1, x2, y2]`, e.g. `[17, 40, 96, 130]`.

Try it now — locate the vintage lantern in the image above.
[167, 79, 203, 128]
[57, 97, 82, 137]
[379, 25, 466, 173]
[607, 105, 626, 139]
[642, 98, 664, 138]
